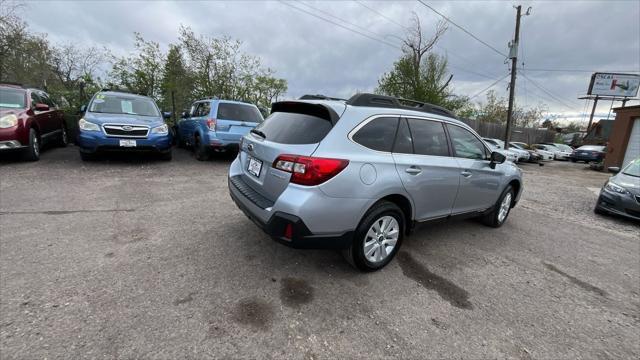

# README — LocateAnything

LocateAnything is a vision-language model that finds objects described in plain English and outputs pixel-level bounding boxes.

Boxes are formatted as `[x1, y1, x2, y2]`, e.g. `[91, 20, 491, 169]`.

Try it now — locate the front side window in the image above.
[407, 118, 449, 156]
[89, 94, 159, 117]
[352, 117, 399, 152]
[447, 124, 487, 160]
[393, 118, 413, 154]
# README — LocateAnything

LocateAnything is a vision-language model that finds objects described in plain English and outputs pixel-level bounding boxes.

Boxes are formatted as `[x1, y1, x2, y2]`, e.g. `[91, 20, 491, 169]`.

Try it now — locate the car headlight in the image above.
[151, 124, 169, 134]
[0, 114, 18, 128]
[78, 118, 100, 131]
[604, 181, 630, 195]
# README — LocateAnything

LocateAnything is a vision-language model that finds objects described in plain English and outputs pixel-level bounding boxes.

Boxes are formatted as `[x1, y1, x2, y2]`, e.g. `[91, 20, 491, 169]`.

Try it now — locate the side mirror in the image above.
[607, 167, 620, 174]
[163, 111, 172, 119]
[34, 103, 49, 111]
[489, 151, 506, 169]
[181, 111, 190, 119]
[79, 104, 87, 114]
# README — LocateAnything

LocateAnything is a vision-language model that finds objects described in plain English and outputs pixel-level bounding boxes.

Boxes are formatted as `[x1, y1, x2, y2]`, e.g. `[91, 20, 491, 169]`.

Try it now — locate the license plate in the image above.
[119, 139, 137, 147]
[247, 156, 263, 177]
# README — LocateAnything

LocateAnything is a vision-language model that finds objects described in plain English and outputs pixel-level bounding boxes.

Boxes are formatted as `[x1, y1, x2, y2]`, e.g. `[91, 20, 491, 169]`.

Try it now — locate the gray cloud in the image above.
[27, 0, 640, 120]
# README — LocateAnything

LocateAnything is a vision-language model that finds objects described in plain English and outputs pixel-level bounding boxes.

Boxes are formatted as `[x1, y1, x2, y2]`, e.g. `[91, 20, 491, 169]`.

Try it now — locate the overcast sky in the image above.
[25, 0, 640, 122]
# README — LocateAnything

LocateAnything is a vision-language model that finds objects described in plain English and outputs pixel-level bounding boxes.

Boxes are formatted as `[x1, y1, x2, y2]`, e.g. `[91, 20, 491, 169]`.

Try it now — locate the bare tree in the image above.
[402, 13, 448, 92]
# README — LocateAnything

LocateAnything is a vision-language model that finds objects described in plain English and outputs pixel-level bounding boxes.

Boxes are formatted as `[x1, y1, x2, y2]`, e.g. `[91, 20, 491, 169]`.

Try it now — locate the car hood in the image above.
[84, 112, 164, 127]
[0, 108, 25, 117]
[612, 172, 640, 195]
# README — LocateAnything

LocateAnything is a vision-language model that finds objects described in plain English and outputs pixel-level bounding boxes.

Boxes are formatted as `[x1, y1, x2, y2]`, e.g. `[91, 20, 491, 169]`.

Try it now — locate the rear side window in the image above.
[407, 119, 449, 156]
[217, 103, 263, 123]
[352, 117, 399, 152]
[255, 112, 332, 144]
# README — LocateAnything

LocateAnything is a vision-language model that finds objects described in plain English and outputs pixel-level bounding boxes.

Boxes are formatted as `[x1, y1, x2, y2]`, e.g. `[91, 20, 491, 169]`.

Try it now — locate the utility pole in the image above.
[585, 95, 599, 137]
[504, 5, 529, 150]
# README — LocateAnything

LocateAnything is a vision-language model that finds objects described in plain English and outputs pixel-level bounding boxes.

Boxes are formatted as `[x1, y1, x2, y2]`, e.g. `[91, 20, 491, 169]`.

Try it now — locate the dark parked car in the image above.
[595, 159, 640, 221]
[0, 84, 68, 161]
[570, 145, 606, 163]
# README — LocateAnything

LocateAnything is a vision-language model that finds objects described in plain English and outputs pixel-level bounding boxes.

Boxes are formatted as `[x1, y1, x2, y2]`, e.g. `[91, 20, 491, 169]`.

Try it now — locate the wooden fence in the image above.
[459, 118, 556, 144]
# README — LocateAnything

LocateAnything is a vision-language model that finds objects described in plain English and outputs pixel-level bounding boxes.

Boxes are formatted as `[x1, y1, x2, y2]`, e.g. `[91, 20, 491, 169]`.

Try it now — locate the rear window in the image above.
[352, 117, 398, 152]
[254, 112, 332, 144]
[217, 103, 263, 123]
[0, 88, 26, 109]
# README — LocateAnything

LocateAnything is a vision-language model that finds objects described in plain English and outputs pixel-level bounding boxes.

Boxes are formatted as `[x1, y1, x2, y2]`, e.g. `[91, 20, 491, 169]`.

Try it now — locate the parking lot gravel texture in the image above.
[0, 147, 638, 359]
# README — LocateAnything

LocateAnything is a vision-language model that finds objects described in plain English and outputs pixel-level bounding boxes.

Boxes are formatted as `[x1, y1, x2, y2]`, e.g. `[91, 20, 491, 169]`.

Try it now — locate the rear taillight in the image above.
[206, 118, 216, 131]
[273, 154, 349, 186]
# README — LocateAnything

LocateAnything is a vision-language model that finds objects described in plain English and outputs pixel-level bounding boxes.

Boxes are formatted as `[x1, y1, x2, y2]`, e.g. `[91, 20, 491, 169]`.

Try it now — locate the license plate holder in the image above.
[119, 139, 137, 147]
[247, 156, 263, 177]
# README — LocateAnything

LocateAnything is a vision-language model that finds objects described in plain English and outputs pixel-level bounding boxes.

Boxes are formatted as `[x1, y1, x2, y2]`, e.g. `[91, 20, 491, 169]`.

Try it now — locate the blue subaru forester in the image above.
[177, 99, 263, 160]
[77, 91, 172, 161]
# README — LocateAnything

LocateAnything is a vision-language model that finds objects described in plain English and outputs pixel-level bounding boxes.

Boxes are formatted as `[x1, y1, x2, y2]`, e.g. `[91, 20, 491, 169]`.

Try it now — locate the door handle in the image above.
[405, 166, 422, 175]
[461, 170, 472, 178]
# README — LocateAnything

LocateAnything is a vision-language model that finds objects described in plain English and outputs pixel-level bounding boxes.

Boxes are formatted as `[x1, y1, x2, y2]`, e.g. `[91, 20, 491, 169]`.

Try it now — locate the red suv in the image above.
[0, 84, 68, 160]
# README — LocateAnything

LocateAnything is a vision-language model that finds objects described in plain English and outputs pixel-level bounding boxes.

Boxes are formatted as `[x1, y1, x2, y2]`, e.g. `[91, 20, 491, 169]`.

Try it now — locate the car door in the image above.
[38, 91, 61, 135]
[392, 117, 460, 220]
[446, 124, 503, 214]
[29, 91, 53, 134]
[182, 102, 202, 144]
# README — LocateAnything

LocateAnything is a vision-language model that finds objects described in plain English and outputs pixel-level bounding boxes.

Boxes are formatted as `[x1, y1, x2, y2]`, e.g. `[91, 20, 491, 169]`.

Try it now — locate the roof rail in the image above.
[299, 94, 347, 101]
[99, 88, 149, 97]
[346, 93, 457, 119]
[1, 82, 25, 88]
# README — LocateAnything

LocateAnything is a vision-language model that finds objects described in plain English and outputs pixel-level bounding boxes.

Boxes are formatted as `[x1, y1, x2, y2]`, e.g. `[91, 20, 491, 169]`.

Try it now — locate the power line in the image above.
[519, 73, 578, 111]
[518, 68, 640, 73]
[416, 0, 508, 58]
[469, 74, 510, 100]
[519, 72, 581, 109]
[354, 0, 409, 31]
[278, 0, 402, 50]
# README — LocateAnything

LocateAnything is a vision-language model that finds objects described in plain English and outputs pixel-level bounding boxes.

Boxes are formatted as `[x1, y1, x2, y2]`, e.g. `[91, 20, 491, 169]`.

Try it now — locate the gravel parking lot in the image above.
[1, 147, 638, 359]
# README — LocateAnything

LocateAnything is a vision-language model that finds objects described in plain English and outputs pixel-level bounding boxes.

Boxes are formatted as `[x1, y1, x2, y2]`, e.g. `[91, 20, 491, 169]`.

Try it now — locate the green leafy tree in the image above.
[376, 14, 470, 113]
[110, 33, 164, 100]
[160, 44, 191, 122]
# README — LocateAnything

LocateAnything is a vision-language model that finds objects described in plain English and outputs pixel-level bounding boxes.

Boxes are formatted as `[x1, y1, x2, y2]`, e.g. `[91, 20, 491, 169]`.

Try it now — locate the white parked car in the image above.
[533, 144, 565, 160]
[544, 143, 573, 160]
[512, 142, 554, 161]
[485, 142, 518, 163]
[483, 138, 529, 162]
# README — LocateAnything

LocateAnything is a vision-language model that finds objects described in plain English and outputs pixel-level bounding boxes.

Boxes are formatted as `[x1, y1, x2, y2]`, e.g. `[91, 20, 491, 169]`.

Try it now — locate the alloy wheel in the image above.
[363, 216, 399, 263]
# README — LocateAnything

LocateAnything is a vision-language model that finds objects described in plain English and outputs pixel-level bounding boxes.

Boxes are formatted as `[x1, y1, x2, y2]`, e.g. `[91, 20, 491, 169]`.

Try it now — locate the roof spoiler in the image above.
[271, 101, 340, 125]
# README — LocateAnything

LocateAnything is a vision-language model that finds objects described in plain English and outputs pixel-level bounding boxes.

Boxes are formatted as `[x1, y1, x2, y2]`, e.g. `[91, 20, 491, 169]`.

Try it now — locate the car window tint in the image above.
[39, 92, 55, 107]
[30, 92, 42, 106]
[352, 117, 398, 152]
[407, 119, 449, 156]
[217, 103, 263, 123]
[393, 118, 413, 154]
[255, 111, 333, 144]
[447, 125, 487, 160]
[195, 102, 211, 117]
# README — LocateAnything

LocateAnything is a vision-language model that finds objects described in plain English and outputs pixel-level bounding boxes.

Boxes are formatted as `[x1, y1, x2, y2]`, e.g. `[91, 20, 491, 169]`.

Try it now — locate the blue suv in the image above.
[77, 91, 172, 161]
[177, 99, 263, 160]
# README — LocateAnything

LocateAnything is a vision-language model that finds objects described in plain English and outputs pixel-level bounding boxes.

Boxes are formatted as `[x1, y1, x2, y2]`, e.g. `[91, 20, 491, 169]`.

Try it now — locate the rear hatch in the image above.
[238, 101, 341, 202]
[215, 102, 263, 140]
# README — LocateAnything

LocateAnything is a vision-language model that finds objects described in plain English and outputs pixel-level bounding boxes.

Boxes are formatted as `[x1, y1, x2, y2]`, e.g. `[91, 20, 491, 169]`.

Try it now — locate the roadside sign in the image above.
[587, 73, 640, 97]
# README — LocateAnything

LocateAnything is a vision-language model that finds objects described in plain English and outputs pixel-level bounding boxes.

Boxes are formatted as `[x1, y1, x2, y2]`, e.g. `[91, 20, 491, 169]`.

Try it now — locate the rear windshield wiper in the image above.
[250, 129, 266, 139]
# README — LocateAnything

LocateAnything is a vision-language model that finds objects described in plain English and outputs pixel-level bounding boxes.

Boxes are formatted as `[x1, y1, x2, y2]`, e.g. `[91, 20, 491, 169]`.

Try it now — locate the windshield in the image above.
[622, 159, 640, 177]
[89, 93, 160, 117]
[509, 143, 524, 150]
[554, 144, 572, 151]
[217, 103, 263, 123]
[0, 88, 27, 109]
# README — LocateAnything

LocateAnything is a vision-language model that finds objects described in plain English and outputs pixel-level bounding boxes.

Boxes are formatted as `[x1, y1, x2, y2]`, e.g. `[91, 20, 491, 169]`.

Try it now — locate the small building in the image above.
[604, 105, 640, 169]
[584, 119, 614, 145]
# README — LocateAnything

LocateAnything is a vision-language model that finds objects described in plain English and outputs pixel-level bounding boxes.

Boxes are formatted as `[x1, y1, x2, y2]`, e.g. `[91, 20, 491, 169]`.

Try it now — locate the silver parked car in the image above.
[594, 159, 640, 221]
[228, 93, 523, 271]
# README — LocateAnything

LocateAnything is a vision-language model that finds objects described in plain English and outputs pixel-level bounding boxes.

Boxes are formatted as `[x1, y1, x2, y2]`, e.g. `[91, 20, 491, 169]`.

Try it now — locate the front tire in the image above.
[343, 201, 404, 272]
[23, 128, 40, 161]
[481, 186, 514, 228]
[160, 150, 172, 161]
[79, 152, 96, 161]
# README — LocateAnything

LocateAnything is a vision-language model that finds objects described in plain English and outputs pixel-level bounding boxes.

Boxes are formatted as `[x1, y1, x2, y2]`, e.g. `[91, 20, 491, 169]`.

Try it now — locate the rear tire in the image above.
[481, 186, 514, 228]
[23, 128, 40, 161]
[194, 135, 209, 161]
[343, 201, 404, 272]
[58, 125, 68, 147]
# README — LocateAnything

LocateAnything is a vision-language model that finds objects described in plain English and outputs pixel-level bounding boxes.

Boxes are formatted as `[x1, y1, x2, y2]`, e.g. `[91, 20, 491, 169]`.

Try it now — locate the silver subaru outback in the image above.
[228, 93, 523, 271]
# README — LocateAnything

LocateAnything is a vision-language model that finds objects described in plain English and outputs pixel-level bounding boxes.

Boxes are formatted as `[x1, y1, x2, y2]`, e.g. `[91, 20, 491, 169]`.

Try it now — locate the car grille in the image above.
[103, 124, 149, 138]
